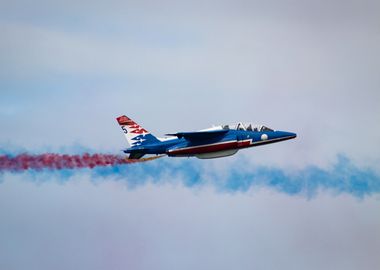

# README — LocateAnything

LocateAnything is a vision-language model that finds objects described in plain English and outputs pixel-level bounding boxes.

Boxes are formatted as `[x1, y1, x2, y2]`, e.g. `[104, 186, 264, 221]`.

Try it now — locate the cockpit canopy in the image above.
[221, 123, 273, 132]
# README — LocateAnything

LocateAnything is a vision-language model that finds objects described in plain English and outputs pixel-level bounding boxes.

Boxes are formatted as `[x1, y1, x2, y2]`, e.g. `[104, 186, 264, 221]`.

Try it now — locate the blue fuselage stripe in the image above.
[124, 130, 296, 155]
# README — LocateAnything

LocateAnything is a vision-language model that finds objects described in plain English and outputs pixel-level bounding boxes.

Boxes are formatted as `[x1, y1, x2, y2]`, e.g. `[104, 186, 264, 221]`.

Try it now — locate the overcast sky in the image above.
[1, 1, 380, 270]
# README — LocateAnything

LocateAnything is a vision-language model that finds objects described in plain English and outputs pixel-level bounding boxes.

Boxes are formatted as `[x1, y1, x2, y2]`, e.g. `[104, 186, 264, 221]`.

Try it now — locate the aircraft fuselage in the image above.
[123, 129, 296, 159]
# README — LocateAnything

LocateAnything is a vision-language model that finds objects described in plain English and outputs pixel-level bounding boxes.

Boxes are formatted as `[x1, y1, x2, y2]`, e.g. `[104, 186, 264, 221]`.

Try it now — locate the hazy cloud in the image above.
[1, 1, 380, 270]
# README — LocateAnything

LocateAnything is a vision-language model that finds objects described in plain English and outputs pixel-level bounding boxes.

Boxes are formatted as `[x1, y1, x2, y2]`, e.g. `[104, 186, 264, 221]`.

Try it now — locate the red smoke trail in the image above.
[0, 153, 162, 172]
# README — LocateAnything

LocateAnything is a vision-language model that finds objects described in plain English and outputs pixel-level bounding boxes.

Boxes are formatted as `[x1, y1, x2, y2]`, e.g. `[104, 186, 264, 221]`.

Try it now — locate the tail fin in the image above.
[116, 115, 160, 147]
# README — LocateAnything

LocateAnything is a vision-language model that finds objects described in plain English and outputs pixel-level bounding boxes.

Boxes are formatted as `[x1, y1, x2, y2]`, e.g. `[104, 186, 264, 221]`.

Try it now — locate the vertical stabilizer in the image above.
[116, 115, 160, 147]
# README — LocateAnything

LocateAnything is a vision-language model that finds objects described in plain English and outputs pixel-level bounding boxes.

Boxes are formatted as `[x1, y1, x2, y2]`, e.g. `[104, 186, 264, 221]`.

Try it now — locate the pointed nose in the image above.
[276, 131, 297, 139]
[287, 131, 297, 139]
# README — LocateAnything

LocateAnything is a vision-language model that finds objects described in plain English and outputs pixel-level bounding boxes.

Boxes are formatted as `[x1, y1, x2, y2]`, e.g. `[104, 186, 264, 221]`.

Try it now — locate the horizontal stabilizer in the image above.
[166, 129, 228, 141]
[128, 152, 146, 159]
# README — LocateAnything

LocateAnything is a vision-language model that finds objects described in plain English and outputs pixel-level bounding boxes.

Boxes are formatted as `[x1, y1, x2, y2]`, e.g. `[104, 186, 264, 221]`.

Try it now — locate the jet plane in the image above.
[116, 115, 296, 159]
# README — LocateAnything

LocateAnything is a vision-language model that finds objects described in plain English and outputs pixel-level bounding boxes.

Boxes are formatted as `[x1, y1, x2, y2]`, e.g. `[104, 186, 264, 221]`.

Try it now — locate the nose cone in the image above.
[275, 131, 297, 140]
[286, 131, 297, 139]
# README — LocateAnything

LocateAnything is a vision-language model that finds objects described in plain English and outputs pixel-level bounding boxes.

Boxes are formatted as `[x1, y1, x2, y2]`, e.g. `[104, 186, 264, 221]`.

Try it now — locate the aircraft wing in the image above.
[166, 129, 228, 141]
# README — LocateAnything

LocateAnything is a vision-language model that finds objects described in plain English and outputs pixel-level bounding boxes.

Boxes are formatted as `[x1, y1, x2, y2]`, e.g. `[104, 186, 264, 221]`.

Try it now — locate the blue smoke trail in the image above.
[89, 155, 380, 198]
[1, 149, 380, 198]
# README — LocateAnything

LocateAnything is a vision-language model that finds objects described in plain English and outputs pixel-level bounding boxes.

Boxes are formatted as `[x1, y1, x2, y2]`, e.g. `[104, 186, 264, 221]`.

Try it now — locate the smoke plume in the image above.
[1, 151, 379, 198]
[0, 153, 161, 172]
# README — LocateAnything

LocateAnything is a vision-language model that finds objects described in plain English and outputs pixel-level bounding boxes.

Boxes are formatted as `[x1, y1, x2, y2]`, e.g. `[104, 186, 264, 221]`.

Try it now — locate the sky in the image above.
[1, 0, 380, 269]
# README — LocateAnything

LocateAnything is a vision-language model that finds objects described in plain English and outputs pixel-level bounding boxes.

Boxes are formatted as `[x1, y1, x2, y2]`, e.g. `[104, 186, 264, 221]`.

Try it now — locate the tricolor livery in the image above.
[116, 115, 296, 159]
